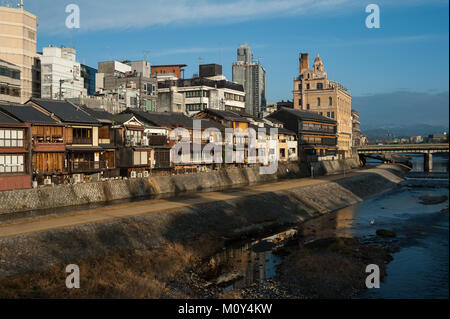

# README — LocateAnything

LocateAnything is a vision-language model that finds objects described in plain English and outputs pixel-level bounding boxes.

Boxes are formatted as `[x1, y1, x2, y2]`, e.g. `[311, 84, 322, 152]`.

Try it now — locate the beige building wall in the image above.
[0, 6, 39, 103]
[293, 54, 352, 157]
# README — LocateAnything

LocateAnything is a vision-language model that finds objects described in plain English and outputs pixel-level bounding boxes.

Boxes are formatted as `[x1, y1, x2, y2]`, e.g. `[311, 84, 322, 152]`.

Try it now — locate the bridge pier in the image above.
[424, 153, 433, 172]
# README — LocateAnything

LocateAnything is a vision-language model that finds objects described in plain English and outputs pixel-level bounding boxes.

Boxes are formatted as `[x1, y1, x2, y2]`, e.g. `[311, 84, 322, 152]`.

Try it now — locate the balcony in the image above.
[72, 137, 93, 145]
[70, 161, 106, 173]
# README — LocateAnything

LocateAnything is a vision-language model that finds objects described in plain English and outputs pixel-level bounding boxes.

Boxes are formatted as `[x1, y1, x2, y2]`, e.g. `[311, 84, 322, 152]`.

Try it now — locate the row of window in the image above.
[0, 129, 25, 148]
[0, 84, 21, 97]
[186, 103, 207, 112]
[224, 92, 245, 102]
[299, 82, 328, 90]
[301, 97, 333, 109]
[0, 154, 25, 174]
[0, 66, 20, 80]
[302, 123, 335, 132]
[185, 90, 209, 98]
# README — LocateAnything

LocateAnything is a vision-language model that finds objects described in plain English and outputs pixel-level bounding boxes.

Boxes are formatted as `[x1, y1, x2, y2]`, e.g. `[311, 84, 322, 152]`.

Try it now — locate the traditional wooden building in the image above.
[267, 107, 337, 161]
[0, 109, 31, 190]
[0, 103, 66, 185]
[111, 113, 156, 177]
[27, 98, 105, 182]
[80, 106, 120, 178]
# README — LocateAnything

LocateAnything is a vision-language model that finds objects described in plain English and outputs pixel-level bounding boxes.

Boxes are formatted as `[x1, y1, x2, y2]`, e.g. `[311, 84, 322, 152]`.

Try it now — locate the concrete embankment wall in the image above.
[0, 164, 406, 281]
[0, 158, 360, 215]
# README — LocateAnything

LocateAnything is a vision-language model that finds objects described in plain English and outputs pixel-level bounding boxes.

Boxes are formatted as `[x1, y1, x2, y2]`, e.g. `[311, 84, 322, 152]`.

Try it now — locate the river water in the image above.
[209, 153, 449, 299]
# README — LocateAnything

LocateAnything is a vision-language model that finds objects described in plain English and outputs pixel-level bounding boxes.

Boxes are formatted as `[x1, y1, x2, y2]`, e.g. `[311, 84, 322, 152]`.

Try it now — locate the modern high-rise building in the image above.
[0, 2, 40, 103]
[40, 46, 86, 99]
[232, 44, 266, 118]
[293, 53, 352, 158]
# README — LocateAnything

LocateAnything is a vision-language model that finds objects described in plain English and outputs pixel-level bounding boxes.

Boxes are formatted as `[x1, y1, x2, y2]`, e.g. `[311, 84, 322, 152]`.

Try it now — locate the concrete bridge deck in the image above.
[356, 143, 449, 171]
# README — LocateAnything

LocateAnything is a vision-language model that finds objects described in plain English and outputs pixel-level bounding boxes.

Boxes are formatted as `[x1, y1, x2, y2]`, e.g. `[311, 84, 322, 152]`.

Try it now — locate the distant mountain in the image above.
[362, 123, 449, 141]
[353, 91, 449, 134]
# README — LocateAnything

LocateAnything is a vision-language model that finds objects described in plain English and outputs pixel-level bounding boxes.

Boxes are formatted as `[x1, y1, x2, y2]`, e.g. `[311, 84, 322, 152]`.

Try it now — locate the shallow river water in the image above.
[210, 154, 449, 299]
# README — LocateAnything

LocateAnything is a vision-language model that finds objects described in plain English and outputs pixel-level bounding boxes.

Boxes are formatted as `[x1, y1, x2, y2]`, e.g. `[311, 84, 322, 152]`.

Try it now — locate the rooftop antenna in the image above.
[142, 50, 151, 63]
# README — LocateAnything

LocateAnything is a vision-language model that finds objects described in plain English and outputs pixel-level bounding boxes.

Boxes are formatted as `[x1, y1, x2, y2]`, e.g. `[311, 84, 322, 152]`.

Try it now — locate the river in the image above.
[206, 153, 449, 299]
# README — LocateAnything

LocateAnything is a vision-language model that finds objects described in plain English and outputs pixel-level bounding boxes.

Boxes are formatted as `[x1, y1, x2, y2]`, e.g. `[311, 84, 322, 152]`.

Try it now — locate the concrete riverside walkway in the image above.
[0, 165, 403, 239]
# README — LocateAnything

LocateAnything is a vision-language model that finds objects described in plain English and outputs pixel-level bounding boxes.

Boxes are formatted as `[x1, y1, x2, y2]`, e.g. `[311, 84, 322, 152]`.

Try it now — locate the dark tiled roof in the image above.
[80, 106, 115, 124]
[269, 107, 336, 124]
[199, 119, 226, 131]
[123, 109, 195, 128]
[0, 103, 59, 125]
[112, 113, 141, 125]
[0, 110, 21, 125]
[201, 109, 250, 123]
[29, 98, 100, 124]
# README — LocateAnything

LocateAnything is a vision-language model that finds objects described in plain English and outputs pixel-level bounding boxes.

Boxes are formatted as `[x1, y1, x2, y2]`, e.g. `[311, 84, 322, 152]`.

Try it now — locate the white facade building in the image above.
[40, 46, 86, 99]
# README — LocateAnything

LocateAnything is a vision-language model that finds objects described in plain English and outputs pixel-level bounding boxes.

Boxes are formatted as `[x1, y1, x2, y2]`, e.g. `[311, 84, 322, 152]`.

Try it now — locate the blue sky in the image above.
[22, 0, 449, 126]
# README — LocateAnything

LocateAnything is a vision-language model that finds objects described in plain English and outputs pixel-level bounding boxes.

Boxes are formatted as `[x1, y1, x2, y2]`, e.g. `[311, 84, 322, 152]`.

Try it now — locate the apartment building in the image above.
[158, 64, 245, 116]
[40, 46, 86, 99]
[97, 60, 158, 112]
[0, 59, 21, 103]
[232, 44, 267, 118]
[0, 3, 40, 103]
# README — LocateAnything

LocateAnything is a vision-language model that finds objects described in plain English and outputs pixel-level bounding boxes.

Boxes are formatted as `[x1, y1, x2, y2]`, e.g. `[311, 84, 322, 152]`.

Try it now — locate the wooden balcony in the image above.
[69, 160, 106, 173]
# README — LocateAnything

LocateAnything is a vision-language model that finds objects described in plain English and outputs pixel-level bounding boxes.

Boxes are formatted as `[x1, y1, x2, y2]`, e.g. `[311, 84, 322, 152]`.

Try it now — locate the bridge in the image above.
[356, 143, 449, 172]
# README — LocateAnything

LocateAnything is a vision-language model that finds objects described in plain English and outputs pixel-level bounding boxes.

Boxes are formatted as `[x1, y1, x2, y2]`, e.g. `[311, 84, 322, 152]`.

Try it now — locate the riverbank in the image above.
[0, 164, 408, 294]
[0, 159, 360, 216]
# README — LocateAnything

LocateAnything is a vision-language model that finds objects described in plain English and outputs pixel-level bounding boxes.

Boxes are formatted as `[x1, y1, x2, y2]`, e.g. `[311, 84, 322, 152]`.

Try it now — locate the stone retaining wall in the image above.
[0, 159, 360, 215]
[0, 164, 406, 281]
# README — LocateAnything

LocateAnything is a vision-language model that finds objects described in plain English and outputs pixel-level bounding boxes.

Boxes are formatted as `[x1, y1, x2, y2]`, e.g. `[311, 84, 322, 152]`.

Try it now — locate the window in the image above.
[0, 154, 25, 174]
[72, 128, 92, 144]
[306, 104, 310, 110]
[186, 104, 206, 112]
[0, 129, 24, 147]
[317, 98, 321, 106]
[185, 90, 208, 98]
[329, 97, 333, 106]
[317, 83, 323, 90]
[133, 151, 148, 166]
[331, 112, 335, 119]
[306, 84, 310, 89]
[298, 84, 302, 90]
[327, 112, 330, 118]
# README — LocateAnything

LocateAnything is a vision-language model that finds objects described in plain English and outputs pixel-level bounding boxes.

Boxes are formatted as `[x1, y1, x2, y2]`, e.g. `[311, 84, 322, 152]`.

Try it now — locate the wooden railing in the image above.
[70, 161, 106, 172]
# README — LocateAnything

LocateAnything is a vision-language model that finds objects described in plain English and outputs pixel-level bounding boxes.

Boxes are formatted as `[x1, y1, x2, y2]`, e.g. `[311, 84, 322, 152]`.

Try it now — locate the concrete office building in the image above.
[96, 60, 157, 112]
[0, 2, 40, 103]
[232, 44, 266, 118]
[40, 46, 86, 99]
[158, 64, 245, 116]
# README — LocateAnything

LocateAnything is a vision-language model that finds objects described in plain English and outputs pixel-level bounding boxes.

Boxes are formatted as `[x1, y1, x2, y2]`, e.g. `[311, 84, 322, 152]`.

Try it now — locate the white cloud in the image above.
[26, 0, 355, 34]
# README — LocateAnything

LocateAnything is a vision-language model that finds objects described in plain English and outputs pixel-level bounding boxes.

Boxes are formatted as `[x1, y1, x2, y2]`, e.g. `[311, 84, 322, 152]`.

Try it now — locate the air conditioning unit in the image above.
[44, 177, 52, 185]
[137, 172, 143, 178]
[73, 174, 81, 184]
[143, 171, 149, 178]
[130, 171, 137, 178]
